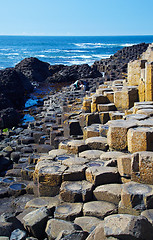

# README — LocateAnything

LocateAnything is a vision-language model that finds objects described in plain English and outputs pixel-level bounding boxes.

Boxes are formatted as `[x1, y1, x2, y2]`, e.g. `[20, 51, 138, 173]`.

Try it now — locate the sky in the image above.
[0, 0, 153, 36]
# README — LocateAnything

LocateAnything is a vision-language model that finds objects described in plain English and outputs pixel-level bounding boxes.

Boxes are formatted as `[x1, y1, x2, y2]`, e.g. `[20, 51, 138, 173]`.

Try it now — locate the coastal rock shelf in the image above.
[1, 43, 153, 239]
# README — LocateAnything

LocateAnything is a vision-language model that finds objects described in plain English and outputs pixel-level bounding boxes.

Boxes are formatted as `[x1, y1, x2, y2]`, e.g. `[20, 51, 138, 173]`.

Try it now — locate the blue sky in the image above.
[0, 0, 153, 36]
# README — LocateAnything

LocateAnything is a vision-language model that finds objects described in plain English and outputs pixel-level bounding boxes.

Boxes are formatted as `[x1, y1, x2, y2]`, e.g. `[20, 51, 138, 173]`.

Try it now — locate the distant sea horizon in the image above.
[0, 35, 153, 70]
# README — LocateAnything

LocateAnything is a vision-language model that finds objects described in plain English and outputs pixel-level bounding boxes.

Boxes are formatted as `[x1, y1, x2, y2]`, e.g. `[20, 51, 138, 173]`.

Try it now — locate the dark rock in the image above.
[0, 68, 33, 110]
[47, 64, 102, 83]
[0, 155, 12, 175]
[92, 42, 149, 81]
[0, 222, 13, 237]
[0, 108, 20, 128]
[15, 57, 51, 83]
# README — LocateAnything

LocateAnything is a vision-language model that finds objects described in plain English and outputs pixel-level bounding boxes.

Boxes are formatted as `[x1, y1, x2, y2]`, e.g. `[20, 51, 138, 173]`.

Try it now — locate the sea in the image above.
[0, 35, 153, 70]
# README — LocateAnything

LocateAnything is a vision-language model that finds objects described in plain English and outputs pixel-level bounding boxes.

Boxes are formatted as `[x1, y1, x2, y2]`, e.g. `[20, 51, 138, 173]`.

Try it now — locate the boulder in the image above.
[45, 218, 81, 240]
[131, 151, 153, 184]
[94, 184, 122, 204]
[62, 165, 86, 181]
[120, 181, 153, 215]
[15, 57, 51, 83]
[83, 201, 117, 219]
[54, 202, 83, 221]
[85, 137, 108, 151]
[56, 230, 88, 240]
[60, 180, 93, 202]
[104, 214, 153, 240]
[79, 150, 104, 160]
[74, 216, 103, 233]
[23, 207, 50, 239]
[85, 166, 119, 186]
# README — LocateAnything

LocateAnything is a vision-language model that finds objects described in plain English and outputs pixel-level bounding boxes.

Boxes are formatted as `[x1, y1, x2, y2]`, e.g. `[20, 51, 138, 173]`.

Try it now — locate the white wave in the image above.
[73, 42, 138, 48]
[5, 53, 19, 56]
[93, 54, 111, 59]
[43, 49, 61, 53]
[0, 48, 9, 51]
[120, 43, 137, 47]
[35, 54, 47, 58]
[73, 43, 102, 48]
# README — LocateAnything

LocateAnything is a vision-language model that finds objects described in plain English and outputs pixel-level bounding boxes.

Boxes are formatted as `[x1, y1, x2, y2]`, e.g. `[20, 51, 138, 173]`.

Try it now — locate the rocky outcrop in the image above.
[92, 42, 149, 81]
[0, 68, 33, 110]
[47, 64, 102, 83]
[15, 57, 52, 83]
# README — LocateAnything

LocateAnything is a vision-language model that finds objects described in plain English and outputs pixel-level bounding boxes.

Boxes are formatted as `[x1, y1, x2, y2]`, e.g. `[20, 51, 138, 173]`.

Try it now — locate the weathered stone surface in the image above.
[85, 166, 119, 186]
[10, 229, 27, 240]
[100, 151, 125, 161]
[34, 164, 67, 197]
[62, 157, 88, 167]
[94, 184, 122, 204]
[60, 181, 93, 203]
[131, 151, 153, 184]
[104, 214, 153, 240]
[23, 207, 50, 239]
[85, 222, 106, 240]
[36, 164, 67, 186]
[54, 202, 83, 221]
[120, 181, 153, 215]
[109, 112, 124, 120]
[83, 201, 117, 219]
[62, 165, 86, 181]
[117, 154, 132, 178]
[83, 125, 100, 139]
[125, 113, 148, 121]
[25, 196, 60, 210]
[21, 165, 35, 181]
[66, 140, 88, 154]
[107, 120, 137, 150]
[79, 150, 104, 160]
[45, 218, 81, 240]
[128, 127, 153, 153]
[48, 149, 67, 158]
[56, 230, 89, 240]
[141, 209, 153, 225]
[85, 137, 108, 151]
[74, 216, 103, 233]
[97, 103, 116, 112]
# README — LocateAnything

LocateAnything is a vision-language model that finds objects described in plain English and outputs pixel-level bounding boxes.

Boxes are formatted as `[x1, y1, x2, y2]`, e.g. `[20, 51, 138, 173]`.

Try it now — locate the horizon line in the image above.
[0, 34, 153, 37]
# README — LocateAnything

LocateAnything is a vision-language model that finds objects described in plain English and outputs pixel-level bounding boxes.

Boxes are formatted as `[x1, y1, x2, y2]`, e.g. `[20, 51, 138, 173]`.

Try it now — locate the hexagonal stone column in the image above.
[85, 137, 108, 151]
[45, 219, 81, 240]
[131, 151, 153, 184]
[74, 216, 103, 233]
[117, 154, 132, 179]
[107, 120, 137, 151]
[104, 214, 153, 240]
[83, 201, 117, 219]
[85, 166, 119, 186]
[66, 140, 88, 154]
[97, 103, 116, 112]
[94, 183, 122, 204]
[79, 150, 104, 160]
[119, 181, 153, 215]
[34, 164, 67, 197]
[54, 202, 83, 221]
[127, 127, 153, 153]
[83, 125, 100, 139]
[60, 180, 93, 202]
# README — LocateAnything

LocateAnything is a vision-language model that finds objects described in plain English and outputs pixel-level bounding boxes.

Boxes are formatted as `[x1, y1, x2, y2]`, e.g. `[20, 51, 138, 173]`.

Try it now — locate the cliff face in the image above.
[92, 43, 149, 81]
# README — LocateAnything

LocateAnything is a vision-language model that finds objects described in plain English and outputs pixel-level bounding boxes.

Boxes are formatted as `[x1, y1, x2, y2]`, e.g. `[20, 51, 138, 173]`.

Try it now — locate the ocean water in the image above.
[0, 35, 153, 70]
